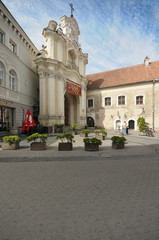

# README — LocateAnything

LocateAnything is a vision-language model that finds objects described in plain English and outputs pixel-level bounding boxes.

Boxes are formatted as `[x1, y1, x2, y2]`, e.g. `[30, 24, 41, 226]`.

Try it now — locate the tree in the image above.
[137, 117, 147, 132]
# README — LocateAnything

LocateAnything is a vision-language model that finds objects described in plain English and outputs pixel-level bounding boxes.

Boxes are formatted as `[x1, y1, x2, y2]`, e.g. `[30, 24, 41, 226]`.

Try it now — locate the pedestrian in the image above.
[126, 125, 129, 135]
[123, 121, 127, 135]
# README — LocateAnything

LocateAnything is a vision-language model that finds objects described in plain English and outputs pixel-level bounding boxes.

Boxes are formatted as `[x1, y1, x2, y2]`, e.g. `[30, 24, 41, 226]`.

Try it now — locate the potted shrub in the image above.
[2, 135, 20, 150]
[70, 124, 78, 135]
[54, 124, 64, 133]
[26, 133, 48, 150]
[111, 136, 127, 149]
[56, 132, 75, 151]
[80, 129, 90, 137]
[95, 129, 107, 140]
[83, 137, 102, 151]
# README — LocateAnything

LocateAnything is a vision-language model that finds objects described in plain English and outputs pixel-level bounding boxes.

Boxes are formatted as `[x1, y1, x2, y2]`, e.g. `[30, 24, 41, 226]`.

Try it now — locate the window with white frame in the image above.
[0, 62, 5, 86]
[9, 39, 17, 54]
[136, 96, 143, 105]
[9, 70, 17, 91]
[88, 99, 93, 107]
[105, 97, 111, 106]
[118, 95, 125, 105]
[0, 30, 4, 43]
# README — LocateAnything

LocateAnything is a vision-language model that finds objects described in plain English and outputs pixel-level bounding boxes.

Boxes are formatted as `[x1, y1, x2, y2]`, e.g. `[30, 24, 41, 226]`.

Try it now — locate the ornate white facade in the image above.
[34, 15, 88, 128]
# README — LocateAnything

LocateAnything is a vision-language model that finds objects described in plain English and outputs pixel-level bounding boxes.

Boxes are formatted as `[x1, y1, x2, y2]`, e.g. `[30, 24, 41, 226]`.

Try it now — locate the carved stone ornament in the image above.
[48, 20, 57, 31]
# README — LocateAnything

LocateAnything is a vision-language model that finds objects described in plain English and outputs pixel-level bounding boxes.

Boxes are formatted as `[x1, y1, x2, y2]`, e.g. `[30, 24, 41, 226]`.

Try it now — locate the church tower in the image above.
[34, 7, 88, 130]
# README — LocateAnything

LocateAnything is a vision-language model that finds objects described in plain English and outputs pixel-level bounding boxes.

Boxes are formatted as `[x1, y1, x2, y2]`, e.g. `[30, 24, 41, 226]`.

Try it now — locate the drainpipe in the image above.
[152, 79, 155, 132]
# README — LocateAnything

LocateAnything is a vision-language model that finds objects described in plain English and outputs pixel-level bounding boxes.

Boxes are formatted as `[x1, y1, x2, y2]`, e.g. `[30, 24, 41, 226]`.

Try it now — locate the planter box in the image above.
[30, 142, 46, 150]
[85, 143, 99, 151]
[112, 142, 124, 149]
[2, 142, 19, 150]
[58, 142, 73, 151]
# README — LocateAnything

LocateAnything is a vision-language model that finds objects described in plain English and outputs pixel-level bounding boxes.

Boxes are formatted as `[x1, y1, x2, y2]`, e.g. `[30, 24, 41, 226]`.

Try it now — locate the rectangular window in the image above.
[9, 40, 16, 54]
[88, 99, 93, 108]
[105, 97, 111, 106]
[0, 31, 4, 43]
[136, 96, 143, 105]
[9, 75, 16, 91]
[0, 70, 3, 85]
[118, 96, 125, 105]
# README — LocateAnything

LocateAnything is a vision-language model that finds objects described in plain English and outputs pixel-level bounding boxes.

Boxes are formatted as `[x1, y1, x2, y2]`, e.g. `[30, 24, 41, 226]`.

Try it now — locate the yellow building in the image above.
[86, 57, 159, 132]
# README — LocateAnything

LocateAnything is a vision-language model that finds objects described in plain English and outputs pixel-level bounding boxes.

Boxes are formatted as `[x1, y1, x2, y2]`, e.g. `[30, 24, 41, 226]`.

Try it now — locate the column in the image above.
[57, 75, 65, 122]
[39, 71, 47, 116]
[48, 70, 56, 117]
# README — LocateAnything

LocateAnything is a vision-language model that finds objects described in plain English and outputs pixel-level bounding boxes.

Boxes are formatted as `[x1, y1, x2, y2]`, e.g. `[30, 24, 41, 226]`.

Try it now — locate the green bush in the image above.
[83, 137, 102, 145]
[137, 117, 147, 132]
[56, 132, 74, 143]
[70, 124, 78, 131]
[3, 135, 20, 144]
[26, 133, 48, 143]
[54, 124, 64, 133]
[81, 129, 90, 134]
[95, 129, 107, 136]
[111, 136, 126, 144]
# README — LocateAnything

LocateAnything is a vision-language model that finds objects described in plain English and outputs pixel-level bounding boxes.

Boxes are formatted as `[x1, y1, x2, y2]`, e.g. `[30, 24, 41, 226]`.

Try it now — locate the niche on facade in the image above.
[115, 119, 122, 130]
[67, 49, 78, 71]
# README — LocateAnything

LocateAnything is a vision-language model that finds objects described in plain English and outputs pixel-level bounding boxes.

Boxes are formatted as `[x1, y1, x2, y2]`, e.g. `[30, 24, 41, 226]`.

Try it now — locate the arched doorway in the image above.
[87, 117, 94, 127]
[64, 93, 79, 126]
[129, 120, 135, 129]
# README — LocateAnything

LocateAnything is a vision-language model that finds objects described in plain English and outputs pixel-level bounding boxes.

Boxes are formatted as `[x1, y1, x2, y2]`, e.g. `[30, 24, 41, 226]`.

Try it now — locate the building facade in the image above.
[0, 1, 39, 132]
[34, 16, 88, 129]
[87, 58, 159, 132]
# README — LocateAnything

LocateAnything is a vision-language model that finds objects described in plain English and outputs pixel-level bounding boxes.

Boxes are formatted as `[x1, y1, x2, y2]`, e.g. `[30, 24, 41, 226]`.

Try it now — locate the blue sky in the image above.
[2, 0, 159, 74]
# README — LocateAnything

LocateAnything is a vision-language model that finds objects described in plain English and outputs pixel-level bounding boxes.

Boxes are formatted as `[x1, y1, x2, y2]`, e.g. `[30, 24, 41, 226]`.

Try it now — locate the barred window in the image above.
[136, 96, 143, 105]
[118, 96, 125, 105]
[88, 99, 93, 107]
[105, 97, 111, 106]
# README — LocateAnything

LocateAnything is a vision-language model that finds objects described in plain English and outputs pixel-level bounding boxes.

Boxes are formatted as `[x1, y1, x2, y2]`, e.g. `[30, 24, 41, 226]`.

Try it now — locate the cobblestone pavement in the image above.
[0, 132, 159, 240]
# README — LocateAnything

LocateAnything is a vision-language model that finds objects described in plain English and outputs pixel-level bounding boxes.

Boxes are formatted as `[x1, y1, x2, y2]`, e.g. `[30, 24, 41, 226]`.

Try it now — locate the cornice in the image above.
[0, 2, 38, 56]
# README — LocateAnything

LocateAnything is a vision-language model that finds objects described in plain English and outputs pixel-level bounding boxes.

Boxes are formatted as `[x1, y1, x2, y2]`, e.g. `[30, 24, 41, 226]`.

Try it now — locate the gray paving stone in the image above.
[0, 132, 159, 239]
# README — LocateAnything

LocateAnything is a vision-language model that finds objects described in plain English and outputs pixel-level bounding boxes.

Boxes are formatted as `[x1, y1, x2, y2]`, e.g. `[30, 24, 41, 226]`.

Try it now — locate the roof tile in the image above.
[87, 61, 159, 90]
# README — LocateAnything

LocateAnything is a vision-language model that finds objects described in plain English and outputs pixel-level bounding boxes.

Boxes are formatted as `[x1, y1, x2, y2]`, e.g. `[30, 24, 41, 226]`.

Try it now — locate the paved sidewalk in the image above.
[0, 131, 159, 240]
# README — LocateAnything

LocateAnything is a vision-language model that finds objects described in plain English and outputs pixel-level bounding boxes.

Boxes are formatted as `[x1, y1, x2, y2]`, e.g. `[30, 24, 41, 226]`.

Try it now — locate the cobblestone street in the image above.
[0, 133, 159, 240]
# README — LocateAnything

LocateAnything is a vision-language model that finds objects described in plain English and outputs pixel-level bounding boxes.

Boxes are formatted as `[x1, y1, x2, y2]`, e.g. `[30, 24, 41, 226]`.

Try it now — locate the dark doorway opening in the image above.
[87, 117, 94, 127]
[129, 120, 135, 129]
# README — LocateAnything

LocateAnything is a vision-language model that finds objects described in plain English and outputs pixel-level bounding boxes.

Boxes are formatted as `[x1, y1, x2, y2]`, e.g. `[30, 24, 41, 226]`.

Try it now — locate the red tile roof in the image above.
[87, 61, 159, 90]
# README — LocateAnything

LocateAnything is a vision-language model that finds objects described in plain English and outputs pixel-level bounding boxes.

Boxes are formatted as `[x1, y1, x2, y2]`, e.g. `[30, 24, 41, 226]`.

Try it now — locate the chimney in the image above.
[144, 56, 150, 67]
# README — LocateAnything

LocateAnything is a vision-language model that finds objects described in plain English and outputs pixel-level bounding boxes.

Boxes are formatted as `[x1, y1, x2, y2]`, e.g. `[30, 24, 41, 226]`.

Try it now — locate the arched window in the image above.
[0, 62, 5, 86]
[9, 70, 17, 91]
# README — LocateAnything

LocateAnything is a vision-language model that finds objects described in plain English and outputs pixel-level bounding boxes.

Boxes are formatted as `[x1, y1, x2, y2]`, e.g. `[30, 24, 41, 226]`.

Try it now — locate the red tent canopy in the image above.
[22, 109, 36, 132]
